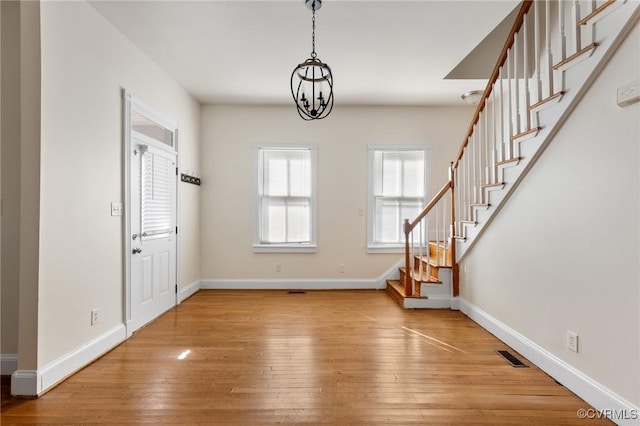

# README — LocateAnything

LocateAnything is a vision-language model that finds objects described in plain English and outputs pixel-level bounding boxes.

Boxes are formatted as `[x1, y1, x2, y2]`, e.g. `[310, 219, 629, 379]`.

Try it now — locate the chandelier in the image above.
[290, 0, 334, 120]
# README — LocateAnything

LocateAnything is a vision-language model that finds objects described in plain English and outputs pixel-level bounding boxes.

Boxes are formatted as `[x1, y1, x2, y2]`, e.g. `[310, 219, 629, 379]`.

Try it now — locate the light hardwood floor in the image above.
[1, 290, 610, 424]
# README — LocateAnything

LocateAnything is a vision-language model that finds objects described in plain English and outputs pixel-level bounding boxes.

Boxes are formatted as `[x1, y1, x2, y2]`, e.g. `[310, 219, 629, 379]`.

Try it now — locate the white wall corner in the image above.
[1, 354, 18, 375]
[38, 324, 127, 394]
[10, 370, 40, 397]
[178, 279, 201, 304]
[449, 296, 460, 311]
[460, 298, 639, 426]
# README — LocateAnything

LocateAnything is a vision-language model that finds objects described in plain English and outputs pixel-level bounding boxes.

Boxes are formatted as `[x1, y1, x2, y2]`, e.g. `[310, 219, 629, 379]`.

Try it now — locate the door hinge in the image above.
[175, 284, 178, 294]
[176, 167, 178, 176]
[175, 226, 178, 234]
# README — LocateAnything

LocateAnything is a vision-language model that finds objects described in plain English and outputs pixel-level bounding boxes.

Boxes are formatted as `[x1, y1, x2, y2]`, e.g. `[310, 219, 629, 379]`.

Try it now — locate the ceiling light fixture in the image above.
[290, 0, 333, 120]
[461, 90, 483, 106]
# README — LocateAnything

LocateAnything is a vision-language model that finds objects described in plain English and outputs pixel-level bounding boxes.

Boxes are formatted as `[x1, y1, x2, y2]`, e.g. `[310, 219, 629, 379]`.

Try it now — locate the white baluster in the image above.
[546, 0, 555, 97]
[514, 32, 521, 136]
[491, 85, 498, 181]
[523, 11, 531, 131]
[484, 104, 490, 185]
[507, 50, 514, 158]
[535, 0, 542, 104]
[572, 0, 582, 53]
[443, 198, 448, 264]
[499, 66, 505, 162]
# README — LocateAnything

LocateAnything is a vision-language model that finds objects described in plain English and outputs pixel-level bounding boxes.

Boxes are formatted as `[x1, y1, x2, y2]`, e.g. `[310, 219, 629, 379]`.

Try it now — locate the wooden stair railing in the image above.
[395, 0, 635, 306]
[402, 164, 455, 297]
[452, 0, 622, 249]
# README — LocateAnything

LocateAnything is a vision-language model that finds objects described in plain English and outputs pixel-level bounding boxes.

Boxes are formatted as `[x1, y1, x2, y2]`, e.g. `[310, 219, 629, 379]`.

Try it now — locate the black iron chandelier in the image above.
[290, 0, 334, 120]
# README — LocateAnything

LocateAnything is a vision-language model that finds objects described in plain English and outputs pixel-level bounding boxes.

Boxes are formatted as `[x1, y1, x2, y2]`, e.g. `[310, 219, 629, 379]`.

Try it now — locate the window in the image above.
[253, 145, 317, 252]
[368, 145, 429, 252]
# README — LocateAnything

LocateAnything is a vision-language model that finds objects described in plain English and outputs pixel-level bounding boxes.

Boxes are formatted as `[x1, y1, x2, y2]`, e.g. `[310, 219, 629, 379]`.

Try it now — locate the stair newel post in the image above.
[403, 219, 412, 296]
[449, 162, 459, 297]
[418, 220, 424, 295]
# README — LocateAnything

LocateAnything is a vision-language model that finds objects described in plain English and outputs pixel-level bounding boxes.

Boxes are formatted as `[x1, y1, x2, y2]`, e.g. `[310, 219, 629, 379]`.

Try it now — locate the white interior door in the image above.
[124, 93, 179, 335]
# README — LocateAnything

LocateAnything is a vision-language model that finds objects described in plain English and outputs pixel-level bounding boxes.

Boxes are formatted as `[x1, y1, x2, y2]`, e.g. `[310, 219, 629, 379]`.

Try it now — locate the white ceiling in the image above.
[89, 0, 520, 106]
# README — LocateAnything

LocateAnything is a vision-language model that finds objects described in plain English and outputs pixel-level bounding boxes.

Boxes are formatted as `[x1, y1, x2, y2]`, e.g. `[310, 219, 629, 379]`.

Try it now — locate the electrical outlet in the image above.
[91, 308, 99, 326]
[567, 331, 578, 352]
[275, 263, 282, 272]
[339, 264, 345, 273]
[617, 79, 639, 107]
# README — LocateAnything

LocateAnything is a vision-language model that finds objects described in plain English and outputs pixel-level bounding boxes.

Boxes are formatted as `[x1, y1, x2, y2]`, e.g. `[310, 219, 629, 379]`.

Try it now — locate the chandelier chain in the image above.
[311, 8, 316, 58]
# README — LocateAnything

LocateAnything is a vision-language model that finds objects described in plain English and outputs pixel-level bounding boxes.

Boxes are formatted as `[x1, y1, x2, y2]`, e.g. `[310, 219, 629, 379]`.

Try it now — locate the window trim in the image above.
[252, 144, 318, 253]
[367, 144, 430, 253]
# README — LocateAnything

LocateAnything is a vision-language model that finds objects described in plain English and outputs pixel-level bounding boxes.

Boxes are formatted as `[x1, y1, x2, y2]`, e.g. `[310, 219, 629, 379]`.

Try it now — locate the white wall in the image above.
[1, 0, 22, 361]
[200, 105, 473, 280]
[38, 0, 200, 368]
[459, 23, 640, 406]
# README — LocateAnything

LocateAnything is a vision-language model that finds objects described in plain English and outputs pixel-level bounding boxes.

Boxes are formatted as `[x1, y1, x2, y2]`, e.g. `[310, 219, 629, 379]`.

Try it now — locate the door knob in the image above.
[132, 248, 142, 254]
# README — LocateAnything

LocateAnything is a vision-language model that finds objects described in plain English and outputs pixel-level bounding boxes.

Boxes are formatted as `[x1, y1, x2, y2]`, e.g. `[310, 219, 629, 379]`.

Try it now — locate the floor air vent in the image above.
[496, 350, 528, 367]
[287, 290, 306, 294]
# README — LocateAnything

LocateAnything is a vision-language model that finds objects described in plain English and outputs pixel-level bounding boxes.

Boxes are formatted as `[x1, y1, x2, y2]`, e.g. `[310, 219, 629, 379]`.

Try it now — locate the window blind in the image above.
[372, 150, 425, 244]
[259, 148, 312, 244]
[141, 151, 174, 239]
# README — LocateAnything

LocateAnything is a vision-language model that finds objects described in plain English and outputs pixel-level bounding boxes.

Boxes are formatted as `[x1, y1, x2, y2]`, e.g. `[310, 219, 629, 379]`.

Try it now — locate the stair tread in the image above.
[399, 267, 442, 284]
[482, 182, 505, 188]
[530, 92, 564, 112]
[553, 43, 598, 71]
[414, 254, 452, 268]
[511, 127, 541, 142]
[386, 279, 429, 299]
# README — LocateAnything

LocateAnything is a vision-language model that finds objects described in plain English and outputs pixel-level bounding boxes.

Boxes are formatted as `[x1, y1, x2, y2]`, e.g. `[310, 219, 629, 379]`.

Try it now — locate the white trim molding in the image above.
[202, 259, 404, 292]
[1, 354, 18, 375]
[202, 278, 382, 291]
[178, 279, 202, 303]
[11, 324, 126, 396]
[460, 298, 639, 426]
[11, 370, 40, 396]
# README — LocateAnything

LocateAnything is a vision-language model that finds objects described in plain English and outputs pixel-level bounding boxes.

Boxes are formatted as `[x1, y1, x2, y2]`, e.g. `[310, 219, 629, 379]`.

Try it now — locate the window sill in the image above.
[367, 245, 404, 254]
[253, 244, 318, 253]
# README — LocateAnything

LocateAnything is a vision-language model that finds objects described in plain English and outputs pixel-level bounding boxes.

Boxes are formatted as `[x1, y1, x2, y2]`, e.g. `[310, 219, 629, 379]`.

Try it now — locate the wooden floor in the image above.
[1, 290, 609, 425]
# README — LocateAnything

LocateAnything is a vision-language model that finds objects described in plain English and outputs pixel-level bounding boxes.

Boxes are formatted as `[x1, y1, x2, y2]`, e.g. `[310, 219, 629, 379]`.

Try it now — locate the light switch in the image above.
[111, 202, 123, 216]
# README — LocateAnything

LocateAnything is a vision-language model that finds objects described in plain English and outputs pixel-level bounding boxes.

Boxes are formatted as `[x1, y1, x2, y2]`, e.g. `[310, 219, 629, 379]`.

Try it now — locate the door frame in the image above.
[122, 89, 180, 337]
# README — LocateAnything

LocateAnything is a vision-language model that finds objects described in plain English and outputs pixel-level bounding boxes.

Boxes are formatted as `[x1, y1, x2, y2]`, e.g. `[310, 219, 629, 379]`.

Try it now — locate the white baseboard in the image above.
[178, 279, 201, 303]
[201, 278, 381, 291]
[404, 295, 452, 309]
[1, 353, 18, 375]
[11, 370, 39, 396]
[10, 324, 127, 396]
[201, 259, 404, 292]
[450, 297, 460, 310]
[460, 298, 639, 426]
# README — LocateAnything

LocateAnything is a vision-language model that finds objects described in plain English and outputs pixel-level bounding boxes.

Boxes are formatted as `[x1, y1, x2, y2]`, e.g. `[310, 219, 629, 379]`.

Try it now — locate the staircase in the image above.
[387, 240, 453, 309]
[387, 0, 639, 308]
